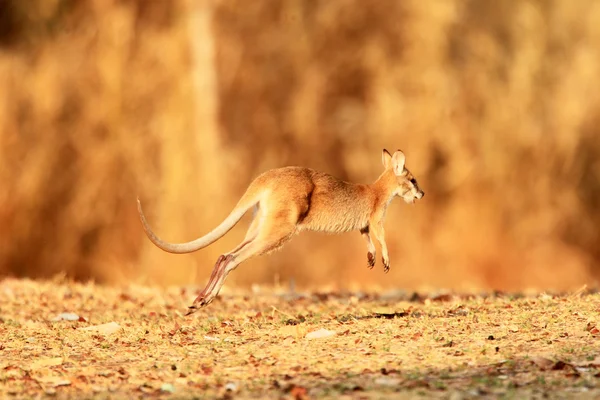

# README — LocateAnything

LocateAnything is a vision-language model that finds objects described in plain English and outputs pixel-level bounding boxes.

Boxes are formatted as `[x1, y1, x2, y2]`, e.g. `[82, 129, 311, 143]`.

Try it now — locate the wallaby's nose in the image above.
[417, 191, 424, 199]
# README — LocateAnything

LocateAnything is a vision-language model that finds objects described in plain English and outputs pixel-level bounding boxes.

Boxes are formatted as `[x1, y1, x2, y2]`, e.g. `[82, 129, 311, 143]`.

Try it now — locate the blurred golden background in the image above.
[1, 0, 599, 292]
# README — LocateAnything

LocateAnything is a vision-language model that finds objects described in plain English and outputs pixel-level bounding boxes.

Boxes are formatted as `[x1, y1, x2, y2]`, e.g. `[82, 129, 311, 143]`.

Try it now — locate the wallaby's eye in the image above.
[410, 178, 417, 185]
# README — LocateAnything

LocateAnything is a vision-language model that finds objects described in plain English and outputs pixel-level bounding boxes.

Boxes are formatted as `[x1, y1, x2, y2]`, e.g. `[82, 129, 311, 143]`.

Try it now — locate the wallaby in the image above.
[137, 149, 424, 314]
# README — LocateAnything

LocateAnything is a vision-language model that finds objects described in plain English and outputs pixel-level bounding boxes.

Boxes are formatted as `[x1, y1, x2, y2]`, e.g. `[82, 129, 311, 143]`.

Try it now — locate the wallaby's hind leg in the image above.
[188, 209, 299, 312]
[228, 205, 261, 255]
[190, 209, 261, 308]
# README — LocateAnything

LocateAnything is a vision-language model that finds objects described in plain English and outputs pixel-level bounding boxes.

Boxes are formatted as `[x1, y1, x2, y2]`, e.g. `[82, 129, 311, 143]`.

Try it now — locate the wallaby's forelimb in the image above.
[360, 226, 376, 269]
[369, 220, 389, 273]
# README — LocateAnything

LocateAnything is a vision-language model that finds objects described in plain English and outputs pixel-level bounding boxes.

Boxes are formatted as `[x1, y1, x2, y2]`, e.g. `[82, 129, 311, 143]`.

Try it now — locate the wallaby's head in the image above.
[382, 149, 424, 204]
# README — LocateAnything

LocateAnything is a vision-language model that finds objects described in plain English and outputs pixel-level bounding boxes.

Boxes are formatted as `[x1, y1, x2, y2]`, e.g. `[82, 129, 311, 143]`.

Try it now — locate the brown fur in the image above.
[137, 149, 424, 313]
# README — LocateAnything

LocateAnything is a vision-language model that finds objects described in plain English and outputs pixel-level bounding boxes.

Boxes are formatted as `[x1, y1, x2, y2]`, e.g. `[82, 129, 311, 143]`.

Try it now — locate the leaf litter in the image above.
[0, 278, 599, 398]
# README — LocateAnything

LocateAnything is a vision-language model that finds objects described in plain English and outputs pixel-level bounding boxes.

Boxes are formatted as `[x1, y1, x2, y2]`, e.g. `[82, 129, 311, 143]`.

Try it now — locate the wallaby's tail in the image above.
[137, 191, 260, 254]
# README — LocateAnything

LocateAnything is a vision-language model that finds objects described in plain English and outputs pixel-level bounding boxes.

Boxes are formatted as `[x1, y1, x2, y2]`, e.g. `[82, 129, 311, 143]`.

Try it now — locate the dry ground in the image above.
[0, 278, 599, 399]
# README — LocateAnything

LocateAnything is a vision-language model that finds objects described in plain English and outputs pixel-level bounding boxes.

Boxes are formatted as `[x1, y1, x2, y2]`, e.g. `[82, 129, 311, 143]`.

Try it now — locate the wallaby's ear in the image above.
[382, 149, 393, 169]
[391, 150, 406, 176]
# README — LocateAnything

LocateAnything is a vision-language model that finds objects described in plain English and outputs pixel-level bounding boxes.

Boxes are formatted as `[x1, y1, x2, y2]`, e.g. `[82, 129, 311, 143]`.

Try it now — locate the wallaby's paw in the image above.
[186, 300, 208, 315]
[186, 293, 215, 315]
[367, 252, 375, 269]
[382, 258, 390, 273]
[185, 305, 198, 316]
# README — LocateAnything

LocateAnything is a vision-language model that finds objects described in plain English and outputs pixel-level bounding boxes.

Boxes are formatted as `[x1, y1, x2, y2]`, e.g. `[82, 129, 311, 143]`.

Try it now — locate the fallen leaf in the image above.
[282, 336, 295, 345]
[52, 313, 84, 322]
[447, 306, 469, 316]
[160, 383, 175, 393]
[381, 367, 401, 375]
[36, 376, 71, 388]
[119, 293, 136, 302]
[201, 365, 213, 375]
[372, 307, 394, 315]
[168, 322, 180, 336]
[374, 377, 401, 386]
[581, 356, 600, 367]
[552, 361, 568, 370]
[80, 322, 121, 334]
[431, 293, 453, 302]
[405, 379, 431, 389]
[531, 356, 554, 371]
[289, 385, 308, 399]
[224, 382, 238, 392]
[29, 357, 64, 370]
[278, 325, 308, 338]
[139, 383, 155, 393]
[585, 321, 596, 331]
[305, 328, 336, 340]
[551, 360, 581, 377]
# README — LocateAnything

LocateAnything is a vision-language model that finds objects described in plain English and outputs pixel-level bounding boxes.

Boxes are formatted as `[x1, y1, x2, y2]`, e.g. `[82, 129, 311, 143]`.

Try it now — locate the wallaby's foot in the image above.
[185, 297, 213, 315]
[186, 292, 215, 315]
[186, 254, 233, 315]
[383, 258, 390, 273]
[185, 295, 209, 315]
[367, 252, 375, 269]
[185, 307, 195, 316]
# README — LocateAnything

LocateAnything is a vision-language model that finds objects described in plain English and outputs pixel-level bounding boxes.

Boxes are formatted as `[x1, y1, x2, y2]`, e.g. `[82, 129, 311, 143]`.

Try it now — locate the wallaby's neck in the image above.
[370, 169, 397, 206]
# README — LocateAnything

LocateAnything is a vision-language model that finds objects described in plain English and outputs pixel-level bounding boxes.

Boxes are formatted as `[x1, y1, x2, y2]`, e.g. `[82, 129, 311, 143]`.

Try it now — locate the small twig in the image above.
[270, 306, 295, 320]
[570, 284, 588, 298]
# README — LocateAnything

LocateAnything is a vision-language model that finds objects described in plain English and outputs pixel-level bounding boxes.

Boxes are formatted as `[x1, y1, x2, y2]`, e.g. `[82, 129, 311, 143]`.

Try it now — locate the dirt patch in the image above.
[0, 278, 599, 398]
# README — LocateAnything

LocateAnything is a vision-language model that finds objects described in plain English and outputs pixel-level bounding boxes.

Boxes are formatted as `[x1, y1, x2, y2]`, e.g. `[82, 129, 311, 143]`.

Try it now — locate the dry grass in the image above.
[0, 1, 599, 292]
[1, 278, 599, 399]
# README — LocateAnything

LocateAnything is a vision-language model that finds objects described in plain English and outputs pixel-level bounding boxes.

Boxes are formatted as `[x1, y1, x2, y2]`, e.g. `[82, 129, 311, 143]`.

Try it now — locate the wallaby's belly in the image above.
[297, 178, 372, 233]
[299, 201, 370, 233]
[256, 167, 372, 233]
